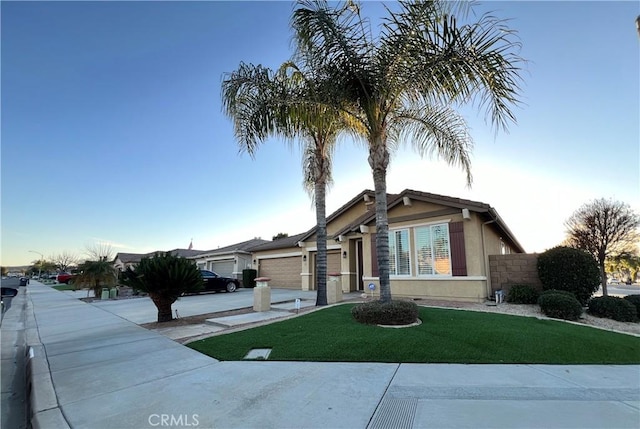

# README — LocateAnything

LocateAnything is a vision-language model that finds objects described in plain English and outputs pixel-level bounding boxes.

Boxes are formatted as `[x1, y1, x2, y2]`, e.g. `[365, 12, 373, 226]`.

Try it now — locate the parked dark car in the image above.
[199, 270, 239, 293]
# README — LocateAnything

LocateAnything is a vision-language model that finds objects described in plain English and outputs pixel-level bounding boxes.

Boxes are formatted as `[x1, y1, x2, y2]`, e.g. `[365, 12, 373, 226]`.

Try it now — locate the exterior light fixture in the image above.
[303, 255, 307, 262]
[342, 251, 347, 259]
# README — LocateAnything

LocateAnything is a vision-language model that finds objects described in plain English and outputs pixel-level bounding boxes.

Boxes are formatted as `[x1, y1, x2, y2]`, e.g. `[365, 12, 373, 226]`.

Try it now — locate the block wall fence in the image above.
[489, 253, 542, 294]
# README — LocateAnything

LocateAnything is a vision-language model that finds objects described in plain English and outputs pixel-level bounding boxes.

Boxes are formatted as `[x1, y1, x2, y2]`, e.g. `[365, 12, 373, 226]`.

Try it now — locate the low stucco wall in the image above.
[489, 254, 542, 295]
[362, 278, 487, 303]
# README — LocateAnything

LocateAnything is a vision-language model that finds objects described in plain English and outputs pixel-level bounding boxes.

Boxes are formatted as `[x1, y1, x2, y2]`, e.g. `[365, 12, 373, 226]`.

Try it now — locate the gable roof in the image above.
[164, 248, 205, 258]
[303, 189, 525, 253]
[248, 232, 309, 252]
[113, 252, 145, 264]
[194, 238, 271, 257]
[114, 248, 205, 264]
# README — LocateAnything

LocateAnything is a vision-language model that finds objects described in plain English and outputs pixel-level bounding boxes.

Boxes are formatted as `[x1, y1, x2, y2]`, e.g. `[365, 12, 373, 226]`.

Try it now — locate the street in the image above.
[0, 277, 28, 429]
[596, 283, 639, 297]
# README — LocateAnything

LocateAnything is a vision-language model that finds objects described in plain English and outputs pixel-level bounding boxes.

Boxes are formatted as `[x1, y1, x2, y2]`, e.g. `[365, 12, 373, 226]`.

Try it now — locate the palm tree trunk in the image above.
[369, 137, 392, 303]
[315, 179, 328, 306]
[150, 294, 174, 323]
[93, 281, 102, 300]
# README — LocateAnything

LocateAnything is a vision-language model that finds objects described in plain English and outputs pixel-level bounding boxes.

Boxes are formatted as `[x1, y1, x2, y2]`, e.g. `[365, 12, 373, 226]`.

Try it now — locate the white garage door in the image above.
[259, 256, 302, 289]
[211, 260, 234, 277]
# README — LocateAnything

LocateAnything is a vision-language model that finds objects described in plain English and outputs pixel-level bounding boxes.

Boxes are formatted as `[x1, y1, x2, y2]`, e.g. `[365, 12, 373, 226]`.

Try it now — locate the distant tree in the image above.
[85, 242, 115, 262]
[121, 252, 203, 322]
[31, 259, 56, 277]
[564, 198, 640, 296]
[606, 252, 640, 283]
[74, 259, 118, 298]
[50, 251, 80, 272]
[272, 232, 289, 241]
[1, 267, 7, 276]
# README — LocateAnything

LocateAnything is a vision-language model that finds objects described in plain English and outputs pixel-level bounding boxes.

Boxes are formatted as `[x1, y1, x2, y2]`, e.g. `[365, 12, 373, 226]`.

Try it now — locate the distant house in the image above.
[189, 238, 270, 280]
[250, 189, 525, 302]
[247, 233, 310, 289]
[113, 253, 145, 271]
[113, 248, 204, 272]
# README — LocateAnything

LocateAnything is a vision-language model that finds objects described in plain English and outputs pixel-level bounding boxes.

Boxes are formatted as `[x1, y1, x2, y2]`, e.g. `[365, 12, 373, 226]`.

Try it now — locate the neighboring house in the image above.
[189, 238, 270, 281]
[251, 189, 525, 302]
[113, 253, 145, 271]
[113, 248, 204, 271]
[248, 233, 310, 289]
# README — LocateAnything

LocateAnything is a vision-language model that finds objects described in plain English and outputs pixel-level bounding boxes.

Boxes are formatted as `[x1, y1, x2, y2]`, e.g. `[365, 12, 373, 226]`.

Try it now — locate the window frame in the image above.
[388, 228, 412, 277]
[414, 222, 453, 277]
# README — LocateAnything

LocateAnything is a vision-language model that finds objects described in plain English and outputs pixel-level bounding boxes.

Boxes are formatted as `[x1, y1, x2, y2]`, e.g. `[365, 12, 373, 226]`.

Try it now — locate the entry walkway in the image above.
[21, 283, 640, 428]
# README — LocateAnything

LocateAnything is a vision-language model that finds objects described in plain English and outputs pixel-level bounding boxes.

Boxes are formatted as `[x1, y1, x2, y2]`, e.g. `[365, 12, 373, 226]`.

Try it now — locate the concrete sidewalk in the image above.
[21, 283, 640, 428]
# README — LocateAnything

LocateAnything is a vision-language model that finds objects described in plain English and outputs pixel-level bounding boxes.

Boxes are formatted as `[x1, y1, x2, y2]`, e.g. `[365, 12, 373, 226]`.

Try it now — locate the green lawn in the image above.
[187, 304, 640, 364]
[52, 284, 76, 291]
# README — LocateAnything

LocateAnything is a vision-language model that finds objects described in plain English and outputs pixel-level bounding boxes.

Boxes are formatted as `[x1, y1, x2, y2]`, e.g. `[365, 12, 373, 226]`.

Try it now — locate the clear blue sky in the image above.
[2, 1, 639, 267]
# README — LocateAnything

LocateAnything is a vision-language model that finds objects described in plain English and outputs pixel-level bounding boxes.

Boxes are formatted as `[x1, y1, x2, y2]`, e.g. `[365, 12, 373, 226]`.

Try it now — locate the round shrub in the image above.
[623, 295, 640, 319]
[538, 293, 583, 321]
[351, 300, 419, 325]
[537, 246, 600, 306]
[588, 296, 638, 322]
[506, 284, 540, 304]
[537, 289, 577, 304]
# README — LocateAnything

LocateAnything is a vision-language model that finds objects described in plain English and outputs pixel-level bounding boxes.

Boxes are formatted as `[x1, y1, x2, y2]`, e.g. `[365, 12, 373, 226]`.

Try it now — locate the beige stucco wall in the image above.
[360, 278, 487, 303]
[355, 207, 505, 302]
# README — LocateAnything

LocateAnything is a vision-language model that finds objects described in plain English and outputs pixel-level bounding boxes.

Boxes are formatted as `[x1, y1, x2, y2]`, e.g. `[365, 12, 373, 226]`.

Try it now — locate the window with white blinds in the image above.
[389, 229, 410, 276]
[415, 223, 451, 276]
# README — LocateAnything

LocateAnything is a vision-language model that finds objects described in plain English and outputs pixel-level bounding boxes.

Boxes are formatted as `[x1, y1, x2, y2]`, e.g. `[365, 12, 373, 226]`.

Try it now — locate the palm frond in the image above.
[221, 62, 298, 156]
[379, 1, 525, 133]
[391, 103, 474, 186]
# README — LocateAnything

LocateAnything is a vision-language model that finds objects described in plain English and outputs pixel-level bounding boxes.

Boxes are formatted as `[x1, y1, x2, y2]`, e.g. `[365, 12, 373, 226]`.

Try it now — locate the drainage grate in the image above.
[368, 398, 417, 429]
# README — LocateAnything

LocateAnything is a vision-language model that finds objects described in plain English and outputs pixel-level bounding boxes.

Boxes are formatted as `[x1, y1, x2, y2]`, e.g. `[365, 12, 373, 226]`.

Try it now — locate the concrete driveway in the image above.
[63, 287, 322, 324]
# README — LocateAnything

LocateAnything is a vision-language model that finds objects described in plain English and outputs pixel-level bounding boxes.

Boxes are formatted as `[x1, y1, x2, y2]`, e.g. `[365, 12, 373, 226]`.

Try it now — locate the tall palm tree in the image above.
[292, 0, 525, 303]
[222, 61, 356, 306]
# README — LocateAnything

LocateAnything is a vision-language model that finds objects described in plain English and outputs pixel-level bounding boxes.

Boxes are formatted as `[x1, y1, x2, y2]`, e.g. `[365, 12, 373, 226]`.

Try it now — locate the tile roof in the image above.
[113, 253, 145, 264]
[195, 238, 271, 256]
[247, 232, 309, 251]
[114, 248, 205, 264]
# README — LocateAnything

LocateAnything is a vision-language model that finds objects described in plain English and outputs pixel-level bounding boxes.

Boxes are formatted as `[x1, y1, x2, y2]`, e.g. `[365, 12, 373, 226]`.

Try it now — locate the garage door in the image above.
[311, 250, 341, 289]
[327, 250, 341, 274]
[259, 256, 302, 289]
[211, 260, 234, 277]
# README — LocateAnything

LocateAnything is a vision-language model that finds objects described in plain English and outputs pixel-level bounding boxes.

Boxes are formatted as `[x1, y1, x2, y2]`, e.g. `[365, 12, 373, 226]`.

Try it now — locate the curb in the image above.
[24, 289, 71, 429]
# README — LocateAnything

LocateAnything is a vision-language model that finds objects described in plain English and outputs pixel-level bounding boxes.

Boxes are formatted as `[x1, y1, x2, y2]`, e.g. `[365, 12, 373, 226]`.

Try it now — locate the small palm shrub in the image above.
[623, 295, 640, 319]
[351, 300, 419, 325]
[506, 284, 540, 304]
[122, 252, 203, 322]
[588, 296, 638, 323]
[538, 292, 583, 321]
[537, 246, 600, 306]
